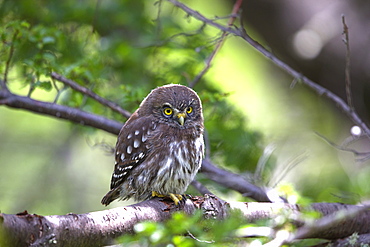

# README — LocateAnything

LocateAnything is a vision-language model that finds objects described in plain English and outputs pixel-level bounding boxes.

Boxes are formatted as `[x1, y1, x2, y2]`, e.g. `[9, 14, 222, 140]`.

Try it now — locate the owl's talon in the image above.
[152, 191, 163, 198]
[152, 191, 183, 205]
[169, 193, 182, 205]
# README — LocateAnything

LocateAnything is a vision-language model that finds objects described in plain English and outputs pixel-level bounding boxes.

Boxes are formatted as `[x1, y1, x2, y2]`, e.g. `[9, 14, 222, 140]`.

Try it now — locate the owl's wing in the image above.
[101, 112, 154, 205]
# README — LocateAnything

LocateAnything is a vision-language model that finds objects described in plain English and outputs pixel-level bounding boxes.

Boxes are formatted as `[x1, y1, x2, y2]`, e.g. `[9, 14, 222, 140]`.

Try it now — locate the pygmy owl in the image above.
[101, 84, 204, 206]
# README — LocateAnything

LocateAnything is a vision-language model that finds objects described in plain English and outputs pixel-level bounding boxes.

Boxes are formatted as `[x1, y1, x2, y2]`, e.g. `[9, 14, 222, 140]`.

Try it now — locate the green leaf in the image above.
[34, 81, 52, 91]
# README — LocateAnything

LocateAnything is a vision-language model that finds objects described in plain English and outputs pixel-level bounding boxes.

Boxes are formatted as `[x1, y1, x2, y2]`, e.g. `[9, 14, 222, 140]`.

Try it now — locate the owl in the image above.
[101, 84, 204, 206]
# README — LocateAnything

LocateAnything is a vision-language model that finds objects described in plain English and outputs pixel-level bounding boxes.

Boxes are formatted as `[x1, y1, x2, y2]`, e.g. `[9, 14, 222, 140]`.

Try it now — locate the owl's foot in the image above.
[152, 191, 183, 205]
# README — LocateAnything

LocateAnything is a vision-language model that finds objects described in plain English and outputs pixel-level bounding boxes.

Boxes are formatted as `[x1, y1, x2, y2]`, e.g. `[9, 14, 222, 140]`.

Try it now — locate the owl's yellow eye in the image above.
[186, 106, 193, 114]
[163, 107, 173, 116]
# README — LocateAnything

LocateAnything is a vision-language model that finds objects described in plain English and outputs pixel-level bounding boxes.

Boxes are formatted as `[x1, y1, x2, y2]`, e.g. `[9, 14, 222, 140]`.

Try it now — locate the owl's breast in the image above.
[131, 123, 204, 195]
[152, 133, 203, 193]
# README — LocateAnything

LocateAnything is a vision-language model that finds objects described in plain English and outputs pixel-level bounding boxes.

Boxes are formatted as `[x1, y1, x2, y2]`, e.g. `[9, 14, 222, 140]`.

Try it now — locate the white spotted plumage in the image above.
[133, 139, 140, 148]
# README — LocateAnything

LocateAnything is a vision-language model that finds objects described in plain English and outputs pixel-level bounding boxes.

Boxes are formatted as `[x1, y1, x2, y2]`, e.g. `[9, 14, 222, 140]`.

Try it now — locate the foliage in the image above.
[0, 0, 263, 208]
[116, 198, 324, 247]
[201, 86, 262, 171]
[117, 210, 249, 247]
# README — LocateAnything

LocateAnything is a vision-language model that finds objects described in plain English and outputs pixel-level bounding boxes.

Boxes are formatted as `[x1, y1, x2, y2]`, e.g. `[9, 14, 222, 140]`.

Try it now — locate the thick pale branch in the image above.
[2, 197, 370, 247]
[0, 197, 213, 247]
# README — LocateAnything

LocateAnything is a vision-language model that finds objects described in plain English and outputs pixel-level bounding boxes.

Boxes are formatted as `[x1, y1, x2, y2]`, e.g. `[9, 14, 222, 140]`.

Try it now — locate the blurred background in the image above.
[1, 0, 370, 216]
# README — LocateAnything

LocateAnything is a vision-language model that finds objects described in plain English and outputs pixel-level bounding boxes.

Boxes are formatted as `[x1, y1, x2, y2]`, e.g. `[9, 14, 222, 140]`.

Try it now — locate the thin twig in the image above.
[209, 14, 239, 22]
[144, 23, 207, 48]
[341, 133, 363, 148]
[52, 78, 68, 104]
[316, 132, 370, 161]
[167, 0, 370, 140]
[0, 76, 8, 92]
[51, 72, 131, 119]
[2, 30, 19, 91]
[154, 0, 163, 39]
[0, 75, 7, 91]
[79, 80, 93, 110]
[26, 76, 36, 98]
[188, 0, 243, 88]
[186, 231, 215, 244]
[342, 15, 353, 111]
[166, 0, 237, 36]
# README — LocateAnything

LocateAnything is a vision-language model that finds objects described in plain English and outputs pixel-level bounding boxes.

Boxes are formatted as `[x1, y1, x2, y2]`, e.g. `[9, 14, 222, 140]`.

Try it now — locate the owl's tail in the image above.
[101, 189, 120, 206]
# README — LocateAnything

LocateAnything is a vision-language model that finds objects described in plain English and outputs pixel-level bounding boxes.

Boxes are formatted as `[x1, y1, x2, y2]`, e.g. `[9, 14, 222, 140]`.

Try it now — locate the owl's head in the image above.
[138, 84, 203, 129]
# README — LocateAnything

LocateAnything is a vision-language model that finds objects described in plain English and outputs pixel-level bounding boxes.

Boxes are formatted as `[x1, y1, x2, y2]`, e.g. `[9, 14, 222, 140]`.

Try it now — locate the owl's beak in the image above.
[176, 112, 186, 126]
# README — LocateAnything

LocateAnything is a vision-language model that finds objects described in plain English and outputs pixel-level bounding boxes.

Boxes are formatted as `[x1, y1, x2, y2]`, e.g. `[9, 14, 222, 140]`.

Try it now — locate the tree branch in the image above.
[0, 88, 122, 135]
[191, 179, 213, 195]
[201, 158, 271, 202]
[0, 196, 216, 247]
[51, 72, 131, 119]
[2, 197, 370, 246]
[322, 234, 370, 247]
[290, 201, 370, 241]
